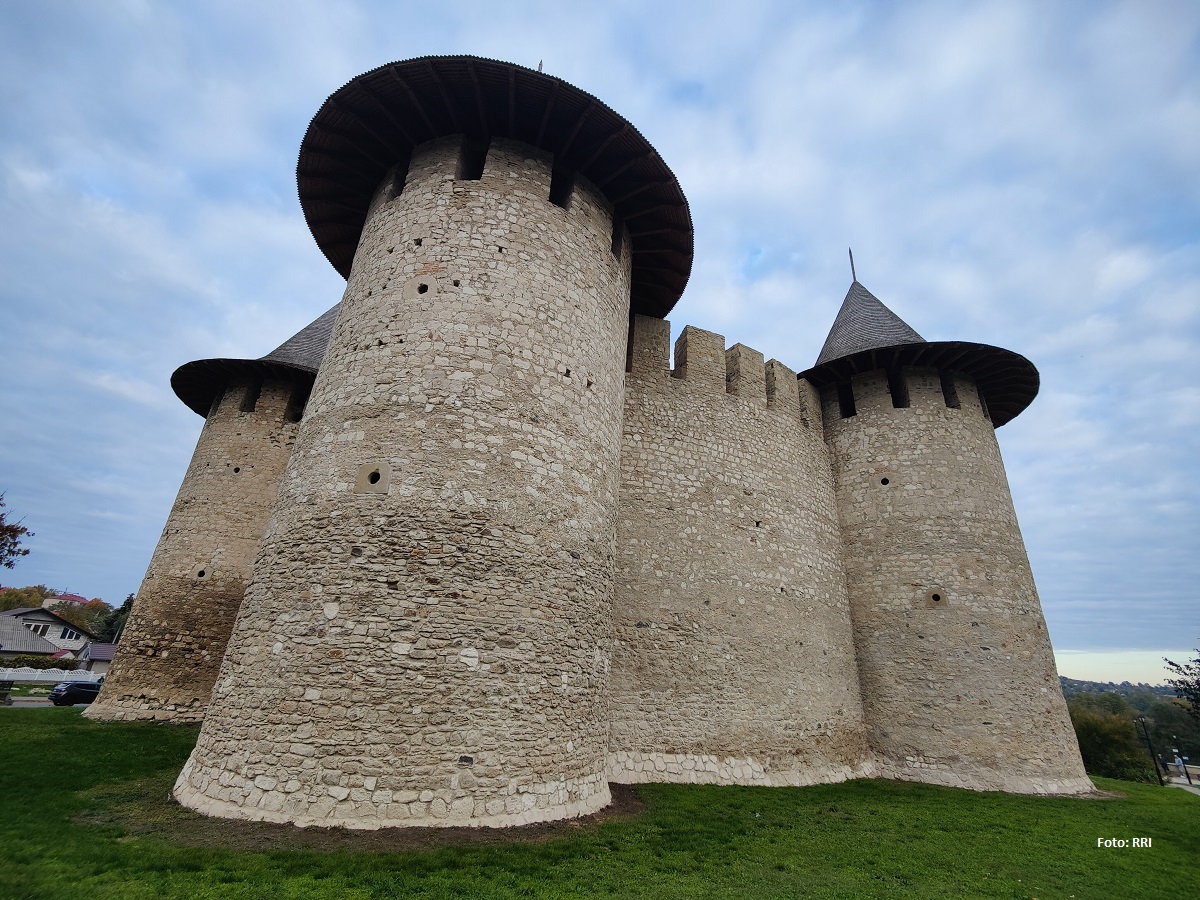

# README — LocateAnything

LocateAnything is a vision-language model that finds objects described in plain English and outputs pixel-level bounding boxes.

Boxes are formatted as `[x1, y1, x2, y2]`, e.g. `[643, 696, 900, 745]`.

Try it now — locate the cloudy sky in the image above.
[1, 1, 1196, 683]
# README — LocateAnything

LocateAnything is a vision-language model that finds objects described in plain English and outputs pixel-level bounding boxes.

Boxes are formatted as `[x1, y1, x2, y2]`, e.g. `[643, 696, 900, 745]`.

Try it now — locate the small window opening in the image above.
[452, 279, 460, 287]
[233, 466, 241, 474]
[940, 370, 961, 409]
[880, 477, 890, 486]
[417, 283, 429, 294]
[196, 569, 206, 579]
[837, 382, 857, 418]
[887, 369, 910, 409]
[207, 388, 224, 420]
[385, 153, 411, 200]
[754, 521, 762, 528]
[414, 238, 423, 247]
[549, 165, 575, 208]
[610, 217, 624, 256]
[978, 391, 991, 422]
[625, 317, 636, 373]
[367, 470, 381, 484]
[457, 137, 489, 181]
[240, 376, 263, 413]
[564, 368, 571, 378]
[285, 381, 311, 424]
[924, 587, 948, 608]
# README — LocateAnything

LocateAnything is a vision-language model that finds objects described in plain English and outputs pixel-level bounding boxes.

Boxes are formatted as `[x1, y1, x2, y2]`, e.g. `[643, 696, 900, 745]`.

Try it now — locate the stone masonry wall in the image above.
[609, 315, 870, 786]
[174, 137, 632, 828]
[824, 367, 1091, 794]
[87, 376, 303, 722]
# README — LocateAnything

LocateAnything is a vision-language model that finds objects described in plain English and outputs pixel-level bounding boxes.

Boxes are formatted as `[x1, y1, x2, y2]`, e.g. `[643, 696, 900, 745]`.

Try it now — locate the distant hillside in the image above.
[1060, 676, 1173, 698]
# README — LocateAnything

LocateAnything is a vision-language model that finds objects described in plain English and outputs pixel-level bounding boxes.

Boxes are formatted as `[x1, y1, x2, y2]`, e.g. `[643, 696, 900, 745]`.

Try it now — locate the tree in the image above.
[1066, 693, 1157, 783]
[96, 594, 134, 643]
[1164, 648, 1200, 723]
[47, 598, 112, 636]
[0, 494, 33, 569]
[0, 584, 55, 612]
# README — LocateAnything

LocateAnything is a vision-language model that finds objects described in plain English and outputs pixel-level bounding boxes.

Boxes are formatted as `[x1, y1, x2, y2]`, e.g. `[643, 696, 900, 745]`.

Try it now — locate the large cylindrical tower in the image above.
[87, 308, 336, 722]
[803, 281, 1091, 794]
[174, 57, 692, 828]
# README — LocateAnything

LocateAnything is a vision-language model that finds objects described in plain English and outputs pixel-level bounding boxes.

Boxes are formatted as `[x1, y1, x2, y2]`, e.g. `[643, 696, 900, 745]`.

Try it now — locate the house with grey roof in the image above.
[0, 608, 94, 656]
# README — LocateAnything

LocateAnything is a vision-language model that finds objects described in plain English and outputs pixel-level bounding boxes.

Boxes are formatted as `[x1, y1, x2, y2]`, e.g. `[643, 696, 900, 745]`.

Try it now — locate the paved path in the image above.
[1165, 779, 1200, 796]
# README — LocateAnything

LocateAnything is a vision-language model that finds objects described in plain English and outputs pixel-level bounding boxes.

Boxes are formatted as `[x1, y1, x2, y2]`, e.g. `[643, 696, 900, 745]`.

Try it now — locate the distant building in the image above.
[0, 608, 93, 655]
[78, 642, 117, 675]
[41, 592, 90, 609]
[0, 618, 61, 659]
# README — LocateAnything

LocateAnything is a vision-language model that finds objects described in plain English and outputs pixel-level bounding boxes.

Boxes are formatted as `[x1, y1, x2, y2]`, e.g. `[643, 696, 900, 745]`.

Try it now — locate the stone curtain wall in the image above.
[87, 376, 302, 722]
[609, 315, 870, 786]
[823, 367, 1091, 794]
[174, 137, 632, 828]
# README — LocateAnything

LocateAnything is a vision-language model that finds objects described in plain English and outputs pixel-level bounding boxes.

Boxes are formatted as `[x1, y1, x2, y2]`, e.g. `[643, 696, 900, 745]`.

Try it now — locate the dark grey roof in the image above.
[170, 304, 340, 417]
[298, 55, 693, 318]
[82, 642, 118, 661]
[1, 606, 95, 637]
[802, 281, 1039, 428]
[0, 619, 61, 655]
[261, 304, 340, 372]
[816, 281, 925, 366]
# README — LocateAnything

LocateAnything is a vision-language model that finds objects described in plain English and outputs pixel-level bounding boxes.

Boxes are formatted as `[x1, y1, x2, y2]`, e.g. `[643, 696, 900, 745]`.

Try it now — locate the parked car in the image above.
[49, 681, 101, 706]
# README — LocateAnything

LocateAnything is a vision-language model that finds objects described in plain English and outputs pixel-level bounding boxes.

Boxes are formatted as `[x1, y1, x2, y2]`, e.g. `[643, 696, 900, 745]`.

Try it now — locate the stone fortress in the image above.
[86, 56, 1092, 827]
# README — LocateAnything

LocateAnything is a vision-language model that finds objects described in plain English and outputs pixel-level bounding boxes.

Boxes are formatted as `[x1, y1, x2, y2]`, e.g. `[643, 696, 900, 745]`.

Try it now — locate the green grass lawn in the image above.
[8, 683, 52, 698]
[1, 708, 1195, 899]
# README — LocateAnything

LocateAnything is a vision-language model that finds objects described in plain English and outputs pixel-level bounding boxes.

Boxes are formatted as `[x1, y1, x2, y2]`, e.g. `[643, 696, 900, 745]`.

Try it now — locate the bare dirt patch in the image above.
[76, 775, 646, 853]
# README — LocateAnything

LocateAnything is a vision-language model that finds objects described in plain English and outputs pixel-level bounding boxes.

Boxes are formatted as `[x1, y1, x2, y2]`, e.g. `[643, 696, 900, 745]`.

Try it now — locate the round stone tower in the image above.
[802, 281, 1092, 795]
[86, 307, 337, 722]
[173, 56, 692, 828]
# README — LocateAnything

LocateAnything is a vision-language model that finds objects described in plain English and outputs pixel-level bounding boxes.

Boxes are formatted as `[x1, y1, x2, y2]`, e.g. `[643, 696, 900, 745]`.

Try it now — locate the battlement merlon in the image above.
[297, 55, 694, 319]
[626, 315, 817, 424]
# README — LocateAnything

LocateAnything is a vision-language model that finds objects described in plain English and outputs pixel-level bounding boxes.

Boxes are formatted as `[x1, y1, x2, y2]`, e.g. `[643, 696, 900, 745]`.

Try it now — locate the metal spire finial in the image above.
[849, 247, 856, 282]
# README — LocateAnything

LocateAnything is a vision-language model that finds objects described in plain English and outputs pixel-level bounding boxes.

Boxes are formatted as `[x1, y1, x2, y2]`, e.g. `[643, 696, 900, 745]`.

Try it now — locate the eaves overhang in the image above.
[799, 340, 1039, 427]
[297, 55, 694, 318]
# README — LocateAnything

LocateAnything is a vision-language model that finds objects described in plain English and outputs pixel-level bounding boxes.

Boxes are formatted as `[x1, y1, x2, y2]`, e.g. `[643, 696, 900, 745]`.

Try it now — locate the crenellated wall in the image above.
[609, 315, 870, 786]
[87, 375, 304, 722]
[174, 136, 632, 829]
[823, 366, 1091, 794]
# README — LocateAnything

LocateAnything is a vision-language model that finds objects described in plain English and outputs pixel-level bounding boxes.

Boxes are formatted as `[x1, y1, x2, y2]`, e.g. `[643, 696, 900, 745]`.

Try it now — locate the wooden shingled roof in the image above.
[801, 281, 1039, 427]
[297, 55, 693, 319]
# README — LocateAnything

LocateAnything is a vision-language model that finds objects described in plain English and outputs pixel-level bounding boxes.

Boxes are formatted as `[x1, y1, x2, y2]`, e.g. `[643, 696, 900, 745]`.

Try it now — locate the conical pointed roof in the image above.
[171, 304, 340, 416]
[800, 281, 1039, 427]
[816, 281, 925, 365]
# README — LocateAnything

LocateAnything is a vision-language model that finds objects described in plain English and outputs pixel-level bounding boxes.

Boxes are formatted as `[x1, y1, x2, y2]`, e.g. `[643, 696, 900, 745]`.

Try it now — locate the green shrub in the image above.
[0, 654, 78, 671]
[1068, 701, 1158, 783]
